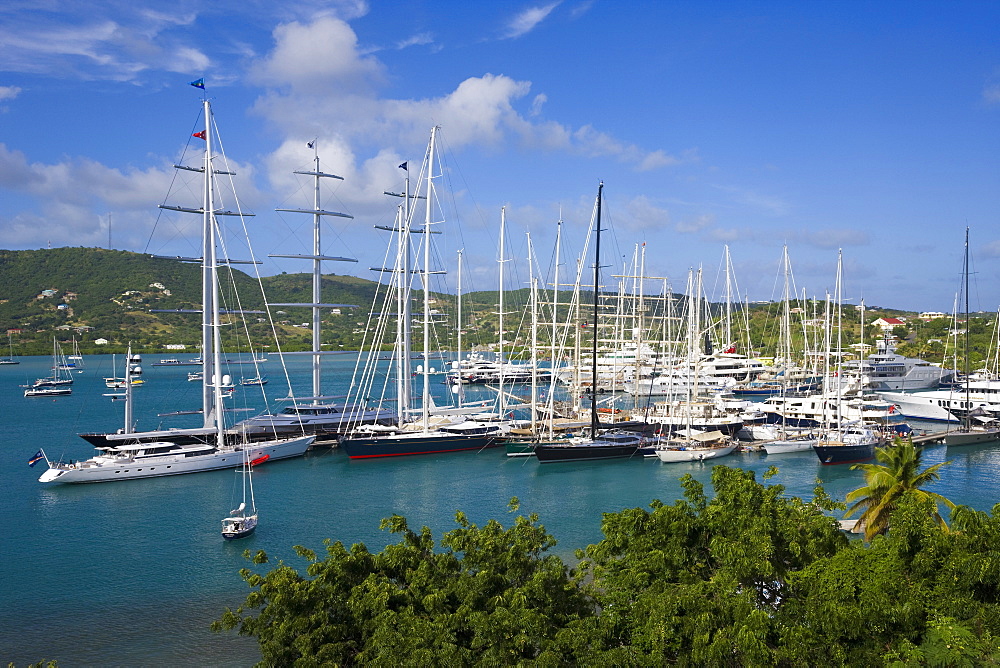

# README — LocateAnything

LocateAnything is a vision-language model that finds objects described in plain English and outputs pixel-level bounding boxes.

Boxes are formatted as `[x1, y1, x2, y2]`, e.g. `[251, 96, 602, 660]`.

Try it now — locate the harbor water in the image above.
[3, 353, 1000, 665]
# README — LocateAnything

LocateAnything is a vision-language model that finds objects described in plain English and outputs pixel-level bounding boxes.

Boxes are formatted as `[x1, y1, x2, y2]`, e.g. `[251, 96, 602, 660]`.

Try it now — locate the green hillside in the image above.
[0, 248, 397, 355]
[1, 248, 995, 370]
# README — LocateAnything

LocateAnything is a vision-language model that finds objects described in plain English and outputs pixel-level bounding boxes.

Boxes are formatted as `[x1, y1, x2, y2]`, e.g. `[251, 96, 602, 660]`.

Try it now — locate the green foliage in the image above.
[215, 468, 1000, 665]
[846, 439, 956, 540]
[0, 248, 426, 353]
[214, 503, 593, 665]
[567, 466, 848, 665]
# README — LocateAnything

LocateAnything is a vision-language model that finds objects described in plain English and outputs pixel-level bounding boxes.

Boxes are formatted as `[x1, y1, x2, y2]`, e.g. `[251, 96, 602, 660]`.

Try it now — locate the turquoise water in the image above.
[3, 354, 1000, 665]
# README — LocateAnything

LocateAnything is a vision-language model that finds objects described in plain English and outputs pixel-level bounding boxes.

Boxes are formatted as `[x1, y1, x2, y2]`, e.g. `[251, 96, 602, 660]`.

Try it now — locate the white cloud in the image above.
[713, 183, 791, 216]
[675, 214, 714, 234]
[0, 140, 270, 251]
[529, 93, 547, 117]
[796, 227, 870, 249]
[504, 2, 561, 39]
[0, 85, 22, 101]
[569, 0, 595, 19]
[168, 46, 211, 74]
[979, 239, 1000, 258]
[249, 16, 385, 95]
[396, 32, 434, 50]
[620, 195, 670, 232]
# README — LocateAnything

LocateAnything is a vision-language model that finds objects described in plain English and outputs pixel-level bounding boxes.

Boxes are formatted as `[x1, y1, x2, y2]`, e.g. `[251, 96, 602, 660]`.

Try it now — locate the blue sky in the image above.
[1, 0, 999, 312]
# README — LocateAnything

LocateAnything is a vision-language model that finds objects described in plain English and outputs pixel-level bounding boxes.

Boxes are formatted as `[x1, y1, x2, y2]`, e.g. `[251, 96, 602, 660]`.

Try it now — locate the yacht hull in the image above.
[534, 443, 639, 462]
[339, 433, 495, 459]
[944, 429, 1000, 447]
[39, 436, 313, 484]
[654, 442, 737, 462]
[812, 441, 875, 465]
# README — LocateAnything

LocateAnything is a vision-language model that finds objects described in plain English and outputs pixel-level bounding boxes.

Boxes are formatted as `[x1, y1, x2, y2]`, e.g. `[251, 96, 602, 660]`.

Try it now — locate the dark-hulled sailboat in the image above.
[535, 183, 642, 463]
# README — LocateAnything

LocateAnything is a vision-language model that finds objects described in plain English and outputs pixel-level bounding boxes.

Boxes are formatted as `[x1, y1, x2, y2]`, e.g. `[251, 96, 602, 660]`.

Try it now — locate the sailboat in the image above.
[64, 337, 84, 369]
[24, 338, 74, 397]
[38, 94, 314, 484]
[0, 332, 19, 365]
[221, 450, 258, 539]
[104, 353, 145, 388]
[946, 228, 1000, 446]
[534, 183, 643, 463]
[232, 141, 395, 443]
[760, 246, 818, 455]
[339, 127, 498, 459]
[812, 251, 881, 464]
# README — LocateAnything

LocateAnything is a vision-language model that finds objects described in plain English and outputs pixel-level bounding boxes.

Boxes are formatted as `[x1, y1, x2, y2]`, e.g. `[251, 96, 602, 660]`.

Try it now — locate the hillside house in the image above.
[872, 317, 906, 332]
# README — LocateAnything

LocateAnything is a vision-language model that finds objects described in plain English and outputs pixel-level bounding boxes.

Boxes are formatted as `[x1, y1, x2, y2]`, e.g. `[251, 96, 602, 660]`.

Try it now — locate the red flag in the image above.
[192, 131, 206, 140]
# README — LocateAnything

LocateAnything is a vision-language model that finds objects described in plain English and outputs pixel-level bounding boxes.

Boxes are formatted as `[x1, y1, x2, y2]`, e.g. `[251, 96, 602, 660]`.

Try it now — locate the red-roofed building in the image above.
[872, 317, 906, 332]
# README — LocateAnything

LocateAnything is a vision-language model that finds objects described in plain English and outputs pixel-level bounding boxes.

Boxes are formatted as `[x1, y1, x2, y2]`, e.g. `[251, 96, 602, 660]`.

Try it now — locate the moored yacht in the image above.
[41, 93, 314, 483]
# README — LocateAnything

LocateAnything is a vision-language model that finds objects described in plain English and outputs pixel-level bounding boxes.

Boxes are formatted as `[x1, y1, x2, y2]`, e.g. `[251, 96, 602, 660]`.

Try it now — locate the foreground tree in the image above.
[845, 438, 955, 540]
[560, 466, 849, 665]
[783, 494, 1000, 665]
[217, 466, 1000, 665]
[213, 499, 593, 665]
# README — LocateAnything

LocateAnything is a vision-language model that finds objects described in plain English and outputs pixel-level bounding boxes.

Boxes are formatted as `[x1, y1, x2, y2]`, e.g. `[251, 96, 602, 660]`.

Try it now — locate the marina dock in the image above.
[911, 431, 947, 446]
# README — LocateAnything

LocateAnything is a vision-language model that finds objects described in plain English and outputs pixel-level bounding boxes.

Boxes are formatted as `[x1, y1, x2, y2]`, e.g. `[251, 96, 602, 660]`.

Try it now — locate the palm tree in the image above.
[844, 438, 955, 541]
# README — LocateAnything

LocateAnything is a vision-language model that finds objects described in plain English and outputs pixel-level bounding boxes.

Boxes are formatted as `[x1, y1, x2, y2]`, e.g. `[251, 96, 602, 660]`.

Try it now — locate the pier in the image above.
[910, 431, 947, 446]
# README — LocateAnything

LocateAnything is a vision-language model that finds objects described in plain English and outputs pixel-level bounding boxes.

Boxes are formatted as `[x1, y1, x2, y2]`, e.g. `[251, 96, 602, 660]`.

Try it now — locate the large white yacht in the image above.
[879, 379, 1000, 422]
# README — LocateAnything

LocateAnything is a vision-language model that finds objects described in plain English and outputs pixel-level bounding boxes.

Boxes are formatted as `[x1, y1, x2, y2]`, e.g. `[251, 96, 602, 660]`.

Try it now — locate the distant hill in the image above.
[0, 248, 397, 354]
[4, 247, 987, 368]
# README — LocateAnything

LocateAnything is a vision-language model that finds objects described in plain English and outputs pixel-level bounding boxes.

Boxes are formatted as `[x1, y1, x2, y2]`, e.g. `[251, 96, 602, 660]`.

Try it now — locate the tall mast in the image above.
[269, 141, 357, 403]
[498, 206, 508, 410]
[402, 166, 413, 414]
[591, 182, 604, 437]
[201, 99, 217, 430]
[456, 248, 464, 408]
[204, 99, 225, 445]
[724, 244, 733, 348]
[551, 212, 562, 359]
[548, 215, 563, 438]
[421, 127, 438, 432]
[964, 227, 971, 429]
[527, 232, 538, 429]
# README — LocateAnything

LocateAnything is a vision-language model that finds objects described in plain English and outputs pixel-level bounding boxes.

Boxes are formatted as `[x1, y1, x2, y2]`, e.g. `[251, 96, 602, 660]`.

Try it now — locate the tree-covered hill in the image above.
[0, 248, 995, 369]
[0, 248, 399, 354]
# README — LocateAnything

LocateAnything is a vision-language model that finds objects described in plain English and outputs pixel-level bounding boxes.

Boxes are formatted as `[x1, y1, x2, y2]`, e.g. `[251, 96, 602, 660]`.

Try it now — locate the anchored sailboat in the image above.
[40, 94, 313, 484]
[946, 228, 1000, 446]
[232, 140, 395, 442]
[535, 182, 643, 463]
[221, 450, 258, 540]
[339, 127, 498, 459]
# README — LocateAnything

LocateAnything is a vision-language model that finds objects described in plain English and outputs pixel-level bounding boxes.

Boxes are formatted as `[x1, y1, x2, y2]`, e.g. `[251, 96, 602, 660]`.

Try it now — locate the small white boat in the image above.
[222, 451, 258, 540]
[653, 430, 737, 462]
[25, 386, 72, 398]
[756, 424, 819, 454]
[240, 375, 268, 386]
[762, 436, 818, 455]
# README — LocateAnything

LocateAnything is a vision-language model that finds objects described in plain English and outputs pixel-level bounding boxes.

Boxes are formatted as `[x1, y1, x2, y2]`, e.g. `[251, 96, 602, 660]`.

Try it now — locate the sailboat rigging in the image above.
[338, 126, 500, 458]
[38, 95, 314, 484]
[221, 449, 258, 540]
[534, 182, 643, 463]
[945, 228, 1000, 446]
[232, 140, 395, 442]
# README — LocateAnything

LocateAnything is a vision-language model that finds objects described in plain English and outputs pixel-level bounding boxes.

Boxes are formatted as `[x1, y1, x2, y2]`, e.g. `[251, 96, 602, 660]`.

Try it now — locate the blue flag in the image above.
[28, 450, 44, 467]
[189, 78, 205, 89]
[398, 162, 407, 171]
